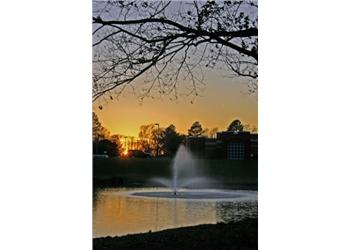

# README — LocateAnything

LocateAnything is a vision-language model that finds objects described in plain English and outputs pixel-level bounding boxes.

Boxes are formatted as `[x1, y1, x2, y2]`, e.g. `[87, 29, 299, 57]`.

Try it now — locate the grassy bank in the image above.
[93, 157, 257, 189]
[93, 218, 257, 250]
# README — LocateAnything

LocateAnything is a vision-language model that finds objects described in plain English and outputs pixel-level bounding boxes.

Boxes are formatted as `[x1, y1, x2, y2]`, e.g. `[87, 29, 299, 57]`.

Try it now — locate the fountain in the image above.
[132, 145, 256, 200]
[149, 145, 214, 193]
[173, 145, 197, 194]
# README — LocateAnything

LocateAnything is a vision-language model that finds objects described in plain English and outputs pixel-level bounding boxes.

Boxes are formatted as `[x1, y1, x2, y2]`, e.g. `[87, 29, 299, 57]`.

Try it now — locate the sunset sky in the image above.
[93, 69, 257, 137]
[92, 1, 257, 138]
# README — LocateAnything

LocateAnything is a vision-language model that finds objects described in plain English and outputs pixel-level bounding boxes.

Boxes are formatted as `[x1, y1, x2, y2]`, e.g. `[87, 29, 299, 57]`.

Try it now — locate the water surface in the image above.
[93, 187, 257, 238]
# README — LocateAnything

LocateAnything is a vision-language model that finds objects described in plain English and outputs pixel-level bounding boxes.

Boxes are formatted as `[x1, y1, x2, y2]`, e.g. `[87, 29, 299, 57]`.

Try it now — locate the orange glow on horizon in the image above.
[93, 72, 257, 137]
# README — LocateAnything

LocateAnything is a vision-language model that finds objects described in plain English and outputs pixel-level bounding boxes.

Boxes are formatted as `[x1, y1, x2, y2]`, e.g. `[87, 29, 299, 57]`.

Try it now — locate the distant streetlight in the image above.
[155, 123, 160, 157]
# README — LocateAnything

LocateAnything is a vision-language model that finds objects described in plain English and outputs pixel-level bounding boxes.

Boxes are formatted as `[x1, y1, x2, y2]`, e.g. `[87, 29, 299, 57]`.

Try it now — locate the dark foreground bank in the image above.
[93, 218, 258, 250]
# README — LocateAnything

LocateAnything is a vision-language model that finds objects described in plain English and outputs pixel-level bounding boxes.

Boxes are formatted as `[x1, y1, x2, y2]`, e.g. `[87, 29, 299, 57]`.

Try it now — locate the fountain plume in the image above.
[150, 145, 214, 194]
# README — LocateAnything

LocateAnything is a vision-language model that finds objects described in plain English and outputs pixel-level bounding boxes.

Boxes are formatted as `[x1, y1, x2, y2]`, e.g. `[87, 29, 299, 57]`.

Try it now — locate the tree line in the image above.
[93, 112, 257, 157]
[93, 112, 123, 156]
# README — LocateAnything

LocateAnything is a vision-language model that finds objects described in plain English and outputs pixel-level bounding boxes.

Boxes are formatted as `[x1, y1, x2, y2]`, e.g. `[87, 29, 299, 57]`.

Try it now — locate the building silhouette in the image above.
[186, 131, 258, 160]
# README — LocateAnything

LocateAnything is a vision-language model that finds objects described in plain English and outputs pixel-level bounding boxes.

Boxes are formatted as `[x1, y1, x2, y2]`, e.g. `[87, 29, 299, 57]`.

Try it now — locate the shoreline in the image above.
[93, 218, 257, 250]
[93, 176, 258, 191]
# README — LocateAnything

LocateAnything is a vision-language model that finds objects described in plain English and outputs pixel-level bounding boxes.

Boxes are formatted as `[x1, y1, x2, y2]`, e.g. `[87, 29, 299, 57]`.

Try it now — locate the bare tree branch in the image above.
[92, 0, 258, 101]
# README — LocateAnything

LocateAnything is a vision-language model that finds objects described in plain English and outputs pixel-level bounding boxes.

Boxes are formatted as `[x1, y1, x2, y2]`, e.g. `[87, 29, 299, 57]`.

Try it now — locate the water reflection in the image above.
[93, 187, 257, 238]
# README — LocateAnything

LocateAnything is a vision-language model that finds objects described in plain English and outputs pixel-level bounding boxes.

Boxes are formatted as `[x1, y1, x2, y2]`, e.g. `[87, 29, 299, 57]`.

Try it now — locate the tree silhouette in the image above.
[93, 112, 102, 140]
[96, 139, 120, 156]
[109, 134, 124, 155]
[159, 124, 185, 156]
[243, 123, 258, 133]
[208, 127, 219, 138]
[188, 121, 204, 137]
[138, 124, 164, 155]
[93, 0, 258, 101]
[93, 112, 110, 141]
[93, 112, 122, 155]
[227, 119, 244, 133]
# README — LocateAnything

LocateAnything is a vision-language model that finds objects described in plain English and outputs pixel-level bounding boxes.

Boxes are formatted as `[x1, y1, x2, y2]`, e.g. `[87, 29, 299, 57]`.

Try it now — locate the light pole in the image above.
[155, 123, 159, 157]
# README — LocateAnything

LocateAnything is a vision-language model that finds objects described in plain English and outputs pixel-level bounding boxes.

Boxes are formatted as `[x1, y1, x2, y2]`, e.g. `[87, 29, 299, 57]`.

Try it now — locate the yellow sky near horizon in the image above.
[93, 72, 257, 137]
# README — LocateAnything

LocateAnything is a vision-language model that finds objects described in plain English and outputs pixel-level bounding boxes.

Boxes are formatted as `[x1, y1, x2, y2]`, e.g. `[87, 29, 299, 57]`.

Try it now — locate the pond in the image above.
[93, 187, 258, 238]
